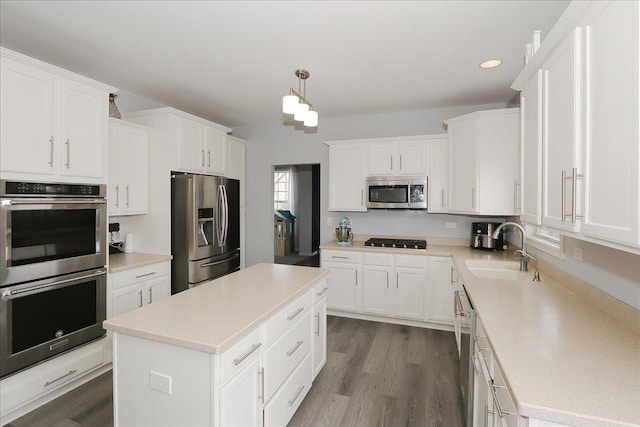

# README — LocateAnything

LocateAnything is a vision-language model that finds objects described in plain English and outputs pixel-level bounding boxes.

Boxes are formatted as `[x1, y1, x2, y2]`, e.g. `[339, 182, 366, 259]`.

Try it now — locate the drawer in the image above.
[263, 311, 311, 401]
[491, 358, 519, 423]
[219, 327, 262, 384]
[112, 262, 170, 290]
[395, 254, 427, 268]
[321, 250, 362, 264]
[364, 252, 393, 266]
[264, 291, 312, 344]
[311, 278, 329, 305]
[0, 340, 105, 414]
[263, 353, 312, 427]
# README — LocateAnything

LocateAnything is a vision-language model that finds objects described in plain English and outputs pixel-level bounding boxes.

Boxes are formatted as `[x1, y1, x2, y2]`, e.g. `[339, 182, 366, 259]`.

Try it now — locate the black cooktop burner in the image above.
[364, 238, 427, 250]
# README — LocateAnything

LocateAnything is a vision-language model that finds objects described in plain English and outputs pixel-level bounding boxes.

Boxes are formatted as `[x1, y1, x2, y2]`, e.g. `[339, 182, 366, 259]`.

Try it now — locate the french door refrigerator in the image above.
[171, 172, 240, 294]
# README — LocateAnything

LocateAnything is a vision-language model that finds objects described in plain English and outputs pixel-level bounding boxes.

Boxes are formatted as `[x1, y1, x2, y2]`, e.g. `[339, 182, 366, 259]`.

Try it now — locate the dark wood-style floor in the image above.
[6, 316, 463, 427]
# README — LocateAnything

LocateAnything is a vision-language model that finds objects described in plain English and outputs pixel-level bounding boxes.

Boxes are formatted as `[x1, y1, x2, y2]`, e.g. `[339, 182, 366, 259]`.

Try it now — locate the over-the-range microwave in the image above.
[366, 176, 428, 209]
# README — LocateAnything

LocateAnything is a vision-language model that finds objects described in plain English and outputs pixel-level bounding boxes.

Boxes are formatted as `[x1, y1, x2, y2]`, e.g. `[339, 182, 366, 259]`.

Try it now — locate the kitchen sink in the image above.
[464, 259, 526, 280]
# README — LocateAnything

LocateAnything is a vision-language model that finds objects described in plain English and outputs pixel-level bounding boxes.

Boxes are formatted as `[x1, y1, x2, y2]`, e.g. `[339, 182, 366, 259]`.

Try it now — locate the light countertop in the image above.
[321, 240, 640, 427]
[108, 252, 172, 273]
[103, 263, 329, 354]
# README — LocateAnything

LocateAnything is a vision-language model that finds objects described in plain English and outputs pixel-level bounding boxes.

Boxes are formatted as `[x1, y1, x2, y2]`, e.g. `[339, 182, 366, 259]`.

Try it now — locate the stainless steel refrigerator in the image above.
[171, 172, 240, 294]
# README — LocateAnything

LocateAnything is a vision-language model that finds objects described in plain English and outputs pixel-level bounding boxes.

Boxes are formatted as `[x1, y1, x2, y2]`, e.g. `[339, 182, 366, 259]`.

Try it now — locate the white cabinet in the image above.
[363, 253, 393, 315]
[541, 29, 582, 233]
[580, 1, 639, 247]
[219, 357, 261, 427]
[177, 118, 228, 175]
[394, 265, 425, 320]
[428, 256, 456, 325]
[428, 137, 448, 213]
[109, 262, 170, 318]
[368, 140, 428, 175]
[0, 49, 113, 183]
[321, 250, 362, 312]
[519, 70, 543, 225]
[311, 279, 329, 379]
[445, 109, 520, 215]
[108, 119, 149, 215]
[327, 143, 367, 211]
[204, 125, 227, 175]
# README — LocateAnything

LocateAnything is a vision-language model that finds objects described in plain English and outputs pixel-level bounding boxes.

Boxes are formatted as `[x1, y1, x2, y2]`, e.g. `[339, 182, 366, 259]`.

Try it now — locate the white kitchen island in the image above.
[103, 263, 329, 427]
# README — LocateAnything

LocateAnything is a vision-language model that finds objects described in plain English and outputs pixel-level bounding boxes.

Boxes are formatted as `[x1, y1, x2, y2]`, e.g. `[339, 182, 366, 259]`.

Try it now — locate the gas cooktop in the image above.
[364, 238, 427, 250]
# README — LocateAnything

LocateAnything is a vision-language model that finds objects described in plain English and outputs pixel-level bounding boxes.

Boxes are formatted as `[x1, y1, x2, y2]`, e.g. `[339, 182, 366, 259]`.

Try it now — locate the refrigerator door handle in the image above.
[216, 184, 224, 247]
[222, 184, 229, 247]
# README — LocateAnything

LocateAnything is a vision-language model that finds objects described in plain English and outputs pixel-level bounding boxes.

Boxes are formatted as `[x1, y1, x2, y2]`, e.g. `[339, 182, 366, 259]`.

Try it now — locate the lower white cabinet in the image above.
[219, 357, 262, 427]
[263, 353, 312, 427]
[109, 261, 170, 318]
[323, 248, 454, 327]
[312, 280, 329, 379]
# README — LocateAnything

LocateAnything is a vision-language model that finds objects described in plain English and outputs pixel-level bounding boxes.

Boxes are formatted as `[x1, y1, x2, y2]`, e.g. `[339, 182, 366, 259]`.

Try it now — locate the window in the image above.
[274, 169, 291, 210]
[524, 224, 564, 259]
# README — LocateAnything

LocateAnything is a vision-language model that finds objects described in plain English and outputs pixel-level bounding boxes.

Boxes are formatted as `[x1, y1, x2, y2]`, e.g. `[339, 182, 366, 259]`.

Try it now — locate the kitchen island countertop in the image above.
[321, 240, 640, 427]
[103, 263, 329, 354]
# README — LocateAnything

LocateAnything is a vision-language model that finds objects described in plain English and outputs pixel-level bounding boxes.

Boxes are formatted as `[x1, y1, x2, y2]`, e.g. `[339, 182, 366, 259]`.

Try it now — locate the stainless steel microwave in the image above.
[366, 176, 428, 209]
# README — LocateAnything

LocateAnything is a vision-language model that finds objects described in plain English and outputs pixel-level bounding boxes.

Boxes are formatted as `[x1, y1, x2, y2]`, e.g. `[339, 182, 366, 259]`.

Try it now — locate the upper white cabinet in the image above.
[108, 119, 149, 215]
[428, 137, 448, 213]
[513, 0, 640, 251]
[519, 70, 543, 225]
[326, 142, 368, 212]
[368, 139, 428, 175]
[0, 48, 114, 183]
[445, 108, 520, 215]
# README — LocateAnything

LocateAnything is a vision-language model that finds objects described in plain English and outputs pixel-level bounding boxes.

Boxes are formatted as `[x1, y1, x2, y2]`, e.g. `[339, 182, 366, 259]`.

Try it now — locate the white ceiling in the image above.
[0, 1, 569, 129]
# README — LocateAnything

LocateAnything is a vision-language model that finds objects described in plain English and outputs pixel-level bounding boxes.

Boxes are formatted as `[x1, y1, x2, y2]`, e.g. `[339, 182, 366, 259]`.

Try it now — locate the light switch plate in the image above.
[573, 247, 583, 262]
[149, 370, 172, 395]
[446, 222, 457, 229]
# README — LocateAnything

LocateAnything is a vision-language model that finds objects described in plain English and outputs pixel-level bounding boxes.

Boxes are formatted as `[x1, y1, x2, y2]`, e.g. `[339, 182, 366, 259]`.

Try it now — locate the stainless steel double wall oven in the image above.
[0, 180, 107, 378]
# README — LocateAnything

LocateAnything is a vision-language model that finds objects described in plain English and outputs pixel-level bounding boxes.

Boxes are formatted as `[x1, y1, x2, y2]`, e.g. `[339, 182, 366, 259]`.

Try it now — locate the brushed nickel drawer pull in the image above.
[288, 385, 305, 406]
[135, 272, 156, 279]
[331, 255, 349, 259]
[49, 136, 54, 166]
[315, 313, 320, 336]
[287, 307, 304, 321]
[257, 367, 265, 403]
[286, 340, 303, 357]
[233, 343, 262, 366]
[44, 369, 77, 387]
[316, 287, 329, 296]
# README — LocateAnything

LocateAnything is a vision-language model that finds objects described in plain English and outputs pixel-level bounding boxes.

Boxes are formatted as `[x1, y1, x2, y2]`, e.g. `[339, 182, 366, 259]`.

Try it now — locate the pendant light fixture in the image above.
[282, 69, 318, 128]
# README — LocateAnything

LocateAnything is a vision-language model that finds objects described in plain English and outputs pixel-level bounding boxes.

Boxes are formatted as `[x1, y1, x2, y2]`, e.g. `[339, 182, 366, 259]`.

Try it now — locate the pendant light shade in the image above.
[304, 110, 318, 127]
[282, 94, 299, 114]
[294, 102, 309, 121]
[282, 69, 318, 129]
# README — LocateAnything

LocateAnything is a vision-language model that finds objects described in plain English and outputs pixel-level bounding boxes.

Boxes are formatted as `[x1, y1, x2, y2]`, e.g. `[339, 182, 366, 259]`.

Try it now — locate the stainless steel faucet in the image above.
[492, 222, 536, 272]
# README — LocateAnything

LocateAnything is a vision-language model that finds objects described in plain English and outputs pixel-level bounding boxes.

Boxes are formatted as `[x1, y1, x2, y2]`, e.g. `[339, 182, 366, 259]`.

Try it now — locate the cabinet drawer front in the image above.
[112, 262, 170, 290]
[264, 291, 312, 344]
[0, 340, 105, 414]
[264, 311, 311, 401]
[219, 327, 262, 384]
[395, 254, 427, 268]
[490, 358, 518, 422]
[321, 250, 362, 263]
[364, 252, 393, 266]
[264, 353, 312, 427]
[311, 278, 329, 306]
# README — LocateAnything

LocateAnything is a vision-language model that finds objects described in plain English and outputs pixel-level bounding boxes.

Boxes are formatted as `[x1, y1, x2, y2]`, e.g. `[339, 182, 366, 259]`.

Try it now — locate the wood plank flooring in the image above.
[5, 316, 463, 427]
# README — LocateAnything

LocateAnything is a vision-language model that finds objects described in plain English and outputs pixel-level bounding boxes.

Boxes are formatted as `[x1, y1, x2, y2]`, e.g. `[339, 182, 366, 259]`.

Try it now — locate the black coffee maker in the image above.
[470, 222, 504, 250]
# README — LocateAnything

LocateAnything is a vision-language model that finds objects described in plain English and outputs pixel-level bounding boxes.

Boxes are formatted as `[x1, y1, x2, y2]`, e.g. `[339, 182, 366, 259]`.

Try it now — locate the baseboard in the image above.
[326, 309, 454, 332]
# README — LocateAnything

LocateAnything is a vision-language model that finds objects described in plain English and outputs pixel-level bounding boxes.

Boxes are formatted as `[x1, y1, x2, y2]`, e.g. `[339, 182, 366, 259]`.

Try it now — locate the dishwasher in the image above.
[454, 286, 475, 427]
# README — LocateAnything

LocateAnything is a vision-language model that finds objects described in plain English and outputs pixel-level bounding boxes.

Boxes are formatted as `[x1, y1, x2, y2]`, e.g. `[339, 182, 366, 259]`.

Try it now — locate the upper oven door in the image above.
[0, 198, 107, 286]
[366, 177, 410, 209]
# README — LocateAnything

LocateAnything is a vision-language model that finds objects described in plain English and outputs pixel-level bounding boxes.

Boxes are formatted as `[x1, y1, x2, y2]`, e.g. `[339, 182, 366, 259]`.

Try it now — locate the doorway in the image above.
[273, 164, 320, 267]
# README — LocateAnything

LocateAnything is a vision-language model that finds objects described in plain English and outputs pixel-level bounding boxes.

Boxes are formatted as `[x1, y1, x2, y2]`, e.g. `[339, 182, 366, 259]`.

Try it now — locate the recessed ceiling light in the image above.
[479, 59, 502, 69]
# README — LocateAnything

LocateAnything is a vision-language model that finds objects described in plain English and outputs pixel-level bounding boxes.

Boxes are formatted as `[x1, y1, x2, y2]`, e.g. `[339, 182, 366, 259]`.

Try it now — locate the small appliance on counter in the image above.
[470, 222, 504, 250]
[335, 216, 354, 246]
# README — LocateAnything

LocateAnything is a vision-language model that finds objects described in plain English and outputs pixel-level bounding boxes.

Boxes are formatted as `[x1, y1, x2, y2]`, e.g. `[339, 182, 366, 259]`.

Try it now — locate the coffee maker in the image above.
[470, 222, 504, 250]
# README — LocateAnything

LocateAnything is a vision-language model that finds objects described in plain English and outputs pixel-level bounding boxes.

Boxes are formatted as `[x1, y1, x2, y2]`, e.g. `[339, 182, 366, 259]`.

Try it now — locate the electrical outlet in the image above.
[149, 371, 172, 395]
[446, 222, 457, 229]
[573, 247, 584, 262]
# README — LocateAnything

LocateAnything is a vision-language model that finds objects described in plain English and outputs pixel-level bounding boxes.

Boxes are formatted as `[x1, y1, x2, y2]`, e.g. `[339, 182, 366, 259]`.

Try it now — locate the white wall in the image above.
[233, 102, 507, 267]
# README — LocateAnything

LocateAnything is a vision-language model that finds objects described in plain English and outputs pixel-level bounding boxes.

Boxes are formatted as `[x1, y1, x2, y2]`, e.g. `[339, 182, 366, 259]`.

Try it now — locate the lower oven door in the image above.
[0, 268, 107, 378]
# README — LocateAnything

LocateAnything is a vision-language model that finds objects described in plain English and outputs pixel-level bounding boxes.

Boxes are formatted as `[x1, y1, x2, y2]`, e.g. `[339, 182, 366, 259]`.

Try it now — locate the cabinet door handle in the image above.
[114, 185, 119, 207]
[315, 312, 320, 336]
[571, 167, 584, 223]
[450, 266, 455, 285]
[361, 189, 364, 207]
[471, 187, 476, 209]
[125, 185, 130, 207]
[286, 340, 303, 357]
[288, 385, 305, 406]
[257, 367, 265, 403]
[201, 149, 205, 167]
[316, 286, 329, 297]
[355, 269, 358, 285]
[399, 155, 402, 170]
[207, 150, 211, 167]
[233, 342, 262, 365]
[287, 307, 304, 321]
[396, 272, 399, 289]
[390, 155, 393, 170]
[138, 290, 143, 307]
[148, 287, 153, 304]
[386, 271, 389, 288]
[65, 138, 70, 168]
[44, 369, 77, 387]
[331, 255, 349, 259]
[135, 272, 156, 279]
[49, 136, 54, 166]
